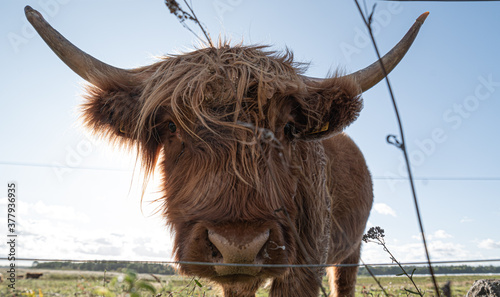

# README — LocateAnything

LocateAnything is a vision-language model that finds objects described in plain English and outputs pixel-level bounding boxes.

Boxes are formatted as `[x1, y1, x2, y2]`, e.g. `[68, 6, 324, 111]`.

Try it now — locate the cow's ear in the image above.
[296, 77, 362, 140]
[80, 82, 144, 145]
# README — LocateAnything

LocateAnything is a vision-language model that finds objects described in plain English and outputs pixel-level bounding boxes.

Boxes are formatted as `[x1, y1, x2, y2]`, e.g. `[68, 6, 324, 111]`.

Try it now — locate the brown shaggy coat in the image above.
[81, 44, 373, 297]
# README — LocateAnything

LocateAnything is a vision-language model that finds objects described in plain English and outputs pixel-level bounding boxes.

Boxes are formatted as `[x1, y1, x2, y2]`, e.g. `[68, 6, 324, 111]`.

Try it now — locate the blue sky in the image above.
[1, 0, 499, 267]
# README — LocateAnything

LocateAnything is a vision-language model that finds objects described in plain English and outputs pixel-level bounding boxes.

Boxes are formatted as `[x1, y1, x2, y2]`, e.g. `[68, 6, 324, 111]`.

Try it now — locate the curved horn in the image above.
[305, 12, 429, 93]
[25, 6, 134, 88]
[350, 12, 429, 92]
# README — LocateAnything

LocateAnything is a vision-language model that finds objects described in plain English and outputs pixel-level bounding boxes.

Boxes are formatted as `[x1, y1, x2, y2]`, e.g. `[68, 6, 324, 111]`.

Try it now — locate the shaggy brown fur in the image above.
[81, 44, 372, 297]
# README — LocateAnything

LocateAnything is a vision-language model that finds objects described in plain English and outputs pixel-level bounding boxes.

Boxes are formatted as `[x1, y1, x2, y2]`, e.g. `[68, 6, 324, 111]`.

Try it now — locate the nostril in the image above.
[209, 241, 222, 259]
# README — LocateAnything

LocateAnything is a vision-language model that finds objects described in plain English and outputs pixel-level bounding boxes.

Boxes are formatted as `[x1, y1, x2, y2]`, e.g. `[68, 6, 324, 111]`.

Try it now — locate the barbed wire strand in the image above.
[4, 257, 500, 268]
[3, 162, 500, 182]
[352, 1, 441, 296]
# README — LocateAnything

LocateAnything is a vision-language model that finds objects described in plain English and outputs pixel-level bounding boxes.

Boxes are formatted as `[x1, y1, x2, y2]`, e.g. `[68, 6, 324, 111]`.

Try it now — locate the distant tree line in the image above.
[33, 261, 176, 275]
[358, 265, 500, 276]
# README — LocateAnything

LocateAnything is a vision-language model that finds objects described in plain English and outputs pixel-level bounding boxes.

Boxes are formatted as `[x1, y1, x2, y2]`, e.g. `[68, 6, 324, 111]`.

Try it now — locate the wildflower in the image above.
[362, 226, 385, 243]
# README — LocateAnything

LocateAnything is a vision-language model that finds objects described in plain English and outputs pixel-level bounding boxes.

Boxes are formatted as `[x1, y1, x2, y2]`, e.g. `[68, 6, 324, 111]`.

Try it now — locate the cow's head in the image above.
[26, 6, 427, 287]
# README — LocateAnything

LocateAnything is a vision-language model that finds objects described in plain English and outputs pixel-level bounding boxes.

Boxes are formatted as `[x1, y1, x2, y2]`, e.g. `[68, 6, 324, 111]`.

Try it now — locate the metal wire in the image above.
[4, 257, 500, 268]
[4, 162, 500, 182]
[352, 1, 441, 295]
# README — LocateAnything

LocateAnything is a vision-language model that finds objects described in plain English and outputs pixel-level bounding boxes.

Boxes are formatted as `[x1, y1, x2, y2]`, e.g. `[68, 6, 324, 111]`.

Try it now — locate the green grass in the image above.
[2, 269, 498, 296]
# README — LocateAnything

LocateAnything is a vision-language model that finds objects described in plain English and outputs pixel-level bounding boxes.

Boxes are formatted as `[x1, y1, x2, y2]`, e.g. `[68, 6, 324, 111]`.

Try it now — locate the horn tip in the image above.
[24, 5, 42, 21]
[24, 5, 34, 14]
[417, 12, 430, 24]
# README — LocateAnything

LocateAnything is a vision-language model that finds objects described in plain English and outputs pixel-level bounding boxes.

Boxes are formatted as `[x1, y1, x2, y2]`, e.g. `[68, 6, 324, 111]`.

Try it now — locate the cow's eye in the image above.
[284, 122, 296, 139]
[168, 122, 177, 133]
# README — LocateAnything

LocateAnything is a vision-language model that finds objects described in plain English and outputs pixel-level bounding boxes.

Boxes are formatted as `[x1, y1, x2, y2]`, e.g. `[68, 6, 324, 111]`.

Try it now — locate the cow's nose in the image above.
[208, 229, 270, 276]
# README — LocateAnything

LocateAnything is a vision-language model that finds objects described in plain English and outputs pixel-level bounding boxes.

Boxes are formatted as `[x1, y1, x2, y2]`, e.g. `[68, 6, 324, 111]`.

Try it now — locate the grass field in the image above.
[1, 269, 498, 296]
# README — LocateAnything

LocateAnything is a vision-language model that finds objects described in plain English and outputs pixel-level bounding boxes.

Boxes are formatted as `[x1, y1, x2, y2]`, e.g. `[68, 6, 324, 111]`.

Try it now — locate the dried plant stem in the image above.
[383, 244, 422, 295]
[363, 227, 423, 296]
[182, 0, 213, 47]
[164, 0, 213, 47]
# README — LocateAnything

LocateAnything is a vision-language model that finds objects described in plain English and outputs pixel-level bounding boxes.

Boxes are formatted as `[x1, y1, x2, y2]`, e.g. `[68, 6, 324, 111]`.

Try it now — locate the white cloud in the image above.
[0, 200, 174, 264]
[373, 203, 397, 217]
[433, 230, 452, 239]
[428, 240, 469, 259]
[18, 200, 90, 223]
[362, 239, 474, 264]
[412, 230, 453, 241]
[460, 216, 474, 223]
[362, 242, 424, 264]
[15, 218, 173, 261]
[478, 239, 500, 250]
[362, 228, 485, 265]
[428, 230, 453, 240]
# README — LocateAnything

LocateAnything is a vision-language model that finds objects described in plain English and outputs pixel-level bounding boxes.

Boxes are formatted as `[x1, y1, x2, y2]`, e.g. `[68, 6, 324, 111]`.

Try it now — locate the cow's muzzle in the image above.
[177, 221, 290, 280]
[208, 228, 270, 276]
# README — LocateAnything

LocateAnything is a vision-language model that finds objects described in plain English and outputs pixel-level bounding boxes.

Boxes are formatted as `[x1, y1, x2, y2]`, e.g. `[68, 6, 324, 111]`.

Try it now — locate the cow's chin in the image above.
[175, 220, 294, 284]
[180, 264, 288, 285]
[178, 260, 289, 286]
[212, 273, 262, 285]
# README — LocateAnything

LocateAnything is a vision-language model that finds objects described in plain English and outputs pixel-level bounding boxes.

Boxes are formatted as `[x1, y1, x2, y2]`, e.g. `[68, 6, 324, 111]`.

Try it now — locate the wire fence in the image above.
[3, 257, 500, 268]
[4, 161, 500, 182]
[5, 2, 499, 297]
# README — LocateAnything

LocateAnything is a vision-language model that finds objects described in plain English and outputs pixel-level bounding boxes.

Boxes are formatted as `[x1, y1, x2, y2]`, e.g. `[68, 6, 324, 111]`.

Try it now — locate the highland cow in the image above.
[25, 273, 43, 279]
[25, 6, 427, 297]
